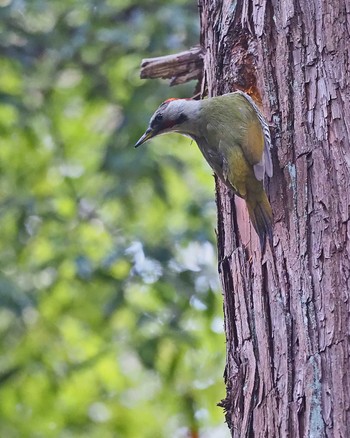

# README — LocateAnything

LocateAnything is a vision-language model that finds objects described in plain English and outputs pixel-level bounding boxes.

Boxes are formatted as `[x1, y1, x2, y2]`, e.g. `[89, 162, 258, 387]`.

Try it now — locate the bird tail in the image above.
[246, 190, 273, 251]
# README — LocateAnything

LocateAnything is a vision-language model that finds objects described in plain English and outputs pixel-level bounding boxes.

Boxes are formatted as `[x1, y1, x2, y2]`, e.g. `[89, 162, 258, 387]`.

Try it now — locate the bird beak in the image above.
[134, 128, 155, 148]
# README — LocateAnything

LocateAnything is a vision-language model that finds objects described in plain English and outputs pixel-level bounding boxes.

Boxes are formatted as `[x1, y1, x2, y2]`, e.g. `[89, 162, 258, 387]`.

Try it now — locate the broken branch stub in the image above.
[140, 46, 203, 86]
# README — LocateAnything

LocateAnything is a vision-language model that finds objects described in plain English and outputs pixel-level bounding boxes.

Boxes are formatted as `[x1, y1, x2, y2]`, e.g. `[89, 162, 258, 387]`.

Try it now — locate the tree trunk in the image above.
[199, 0, 350, 436]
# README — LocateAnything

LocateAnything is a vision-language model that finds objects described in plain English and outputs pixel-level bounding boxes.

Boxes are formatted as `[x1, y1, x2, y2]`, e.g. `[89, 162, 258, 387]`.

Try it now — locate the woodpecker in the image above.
[135, 91, 273, 249]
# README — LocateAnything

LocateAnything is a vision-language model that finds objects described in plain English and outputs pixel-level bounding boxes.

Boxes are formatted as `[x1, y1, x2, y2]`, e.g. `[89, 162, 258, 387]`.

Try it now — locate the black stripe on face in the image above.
[150, 111, 188, 132]
[150, 113, 163, 130]
[176, 113, 188, 125]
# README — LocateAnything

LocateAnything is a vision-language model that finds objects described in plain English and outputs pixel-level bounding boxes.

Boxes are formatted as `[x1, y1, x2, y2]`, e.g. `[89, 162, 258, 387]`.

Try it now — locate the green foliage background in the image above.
[0, 1, 227, 436]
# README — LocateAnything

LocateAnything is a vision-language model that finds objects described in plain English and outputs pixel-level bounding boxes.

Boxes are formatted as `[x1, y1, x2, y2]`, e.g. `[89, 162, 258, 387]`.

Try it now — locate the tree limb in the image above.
[140, 46, 203, 86]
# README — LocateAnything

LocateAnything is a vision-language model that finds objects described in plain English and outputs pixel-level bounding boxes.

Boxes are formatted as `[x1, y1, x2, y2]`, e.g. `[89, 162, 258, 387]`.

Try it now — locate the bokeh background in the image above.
[0, 1, 228, 437]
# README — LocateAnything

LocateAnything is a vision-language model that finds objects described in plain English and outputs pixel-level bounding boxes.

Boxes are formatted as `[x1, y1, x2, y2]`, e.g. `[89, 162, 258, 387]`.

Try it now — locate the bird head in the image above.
[135, 98, 198, 147]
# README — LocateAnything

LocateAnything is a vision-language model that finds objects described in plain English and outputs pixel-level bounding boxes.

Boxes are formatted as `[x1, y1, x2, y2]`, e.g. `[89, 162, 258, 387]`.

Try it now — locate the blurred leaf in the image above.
[0, 1, 227, 437]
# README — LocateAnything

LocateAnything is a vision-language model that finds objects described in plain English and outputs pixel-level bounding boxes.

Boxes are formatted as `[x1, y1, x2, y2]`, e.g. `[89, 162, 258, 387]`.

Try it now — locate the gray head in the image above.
[135, 98, 195, 147]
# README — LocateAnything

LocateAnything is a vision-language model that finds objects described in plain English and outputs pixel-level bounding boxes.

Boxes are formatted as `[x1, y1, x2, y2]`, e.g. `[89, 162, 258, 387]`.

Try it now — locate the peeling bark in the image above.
[199, 0, 350, 436]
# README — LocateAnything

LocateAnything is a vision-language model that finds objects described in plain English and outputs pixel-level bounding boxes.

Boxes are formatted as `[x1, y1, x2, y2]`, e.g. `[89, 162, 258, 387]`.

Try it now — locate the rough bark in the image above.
[199, 0, 350, 437]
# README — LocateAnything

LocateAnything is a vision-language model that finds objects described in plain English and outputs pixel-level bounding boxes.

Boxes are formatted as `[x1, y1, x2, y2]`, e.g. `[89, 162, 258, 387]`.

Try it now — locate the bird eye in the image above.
[155, 114, 163, 122]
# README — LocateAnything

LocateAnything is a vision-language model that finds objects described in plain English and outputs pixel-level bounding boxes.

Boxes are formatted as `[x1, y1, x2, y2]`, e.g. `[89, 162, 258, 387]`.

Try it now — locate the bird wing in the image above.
[203, 93, 272, 184]
[235, 91, 273, 180]
[240, 115, 266, 181]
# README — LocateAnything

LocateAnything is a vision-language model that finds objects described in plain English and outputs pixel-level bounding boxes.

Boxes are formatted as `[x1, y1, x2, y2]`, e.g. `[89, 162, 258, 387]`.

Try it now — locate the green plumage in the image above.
[135, 91, 273, 249]
[194, 93, 273, 249]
